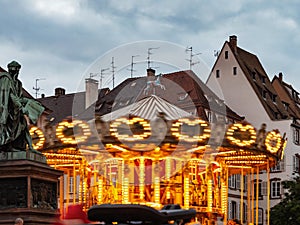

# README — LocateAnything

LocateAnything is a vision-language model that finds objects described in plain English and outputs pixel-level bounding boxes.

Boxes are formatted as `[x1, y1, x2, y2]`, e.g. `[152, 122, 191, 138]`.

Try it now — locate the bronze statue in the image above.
[0, 61, 44, 152]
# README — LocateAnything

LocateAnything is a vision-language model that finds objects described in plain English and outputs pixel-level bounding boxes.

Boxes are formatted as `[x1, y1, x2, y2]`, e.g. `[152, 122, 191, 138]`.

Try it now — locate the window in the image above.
[293, 155, 299, 173]
[178, 93, 188, 101]
[293, 128, 300, 145]
[225, 51, 228, 59]
[271, 180, 281, 198]
[254, 208, 263, 225]
[254, 181, 262, 198]
[283, 101, 289, 110]
[261, 76, 266, 84]
[206, 110, 212, 122]
[262, 90, 267, 99]
[69, 176, 74, 193]
[228, 175, 236, 189]
[272, 94, 277, 103]
[228, 201, 237, 220]
[233, 67, 237, 75]
[216, 69, 220, 78]
[271, 161, 282, 172]
[236, 174, 241, 189]
[252, 72, 256, 80]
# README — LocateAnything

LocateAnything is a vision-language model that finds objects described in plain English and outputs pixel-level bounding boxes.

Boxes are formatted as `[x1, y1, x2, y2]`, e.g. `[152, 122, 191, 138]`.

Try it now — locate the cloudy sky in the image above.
[0, 0, 299, 97]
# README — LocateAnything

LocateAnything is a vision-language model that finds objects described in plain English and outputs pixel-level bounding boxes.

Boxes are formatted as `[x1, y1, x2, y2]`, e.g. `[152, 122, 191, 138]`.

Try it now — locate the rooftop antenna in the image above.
[33, 78, 45, 98]
[147, 47, 159, 69]
[214, 50, 220, 57]
[127, 55, 140, 78]
[185, 46, 201, 70]
[111, 57, 116, 88]
[100, 68, 109, 88]
[89, 72, 98, 79]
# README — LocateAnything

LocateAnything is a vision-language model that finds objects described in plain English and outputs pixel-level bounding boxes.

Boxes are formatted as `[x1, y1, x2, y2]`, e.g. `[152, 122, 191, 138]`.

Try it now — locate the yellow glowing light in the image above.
[171, 118, 211, 142]
[207, 179, 213, 212]
[110, 117, 151, 141]
[265, 131, 282, 153]
[73, 120, 92, 143]
[29, 126, 45, 150]
[154, 177, 160, 204]
[221, 182, 227, 214]
[184, 177, 190, 209]
[226, 123, 256, 147]
[56, 119, 91, 144]
[98, 179, 103, 204]
[122, 178, 129, 204]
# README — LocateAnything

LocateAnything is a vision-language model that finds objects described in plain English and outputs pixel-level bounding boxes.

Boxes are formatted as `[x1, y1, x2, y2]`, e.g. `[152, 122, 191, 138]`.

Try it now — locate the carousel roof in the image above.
[101, 95, 192, 121]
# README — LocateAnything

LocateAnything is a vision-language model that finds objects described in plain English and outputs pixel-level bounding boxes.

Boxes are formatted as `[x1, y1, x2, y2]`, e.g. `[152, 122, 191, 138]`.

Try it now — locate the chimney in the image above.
[278, 72, 283, 82]
[147, 68, 156, 77]
[229, 35, 237, 54]
[55, 87, 66, 96]
[85, 78, 99, 109]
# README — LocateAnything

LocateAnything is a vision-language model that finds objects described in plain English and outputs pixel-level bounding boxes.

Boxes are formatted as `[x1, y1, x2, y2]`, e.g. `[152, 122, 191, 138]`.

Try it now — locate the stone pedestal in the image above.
[0, 151, 63, 225]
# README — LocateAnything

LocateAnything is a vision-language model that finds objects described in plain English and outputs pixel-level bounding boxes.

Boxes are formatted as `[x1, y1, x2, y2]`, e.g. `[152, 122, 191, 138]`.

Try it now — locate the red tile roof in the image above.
[95, 70, 243, 122]
[227, 42, 289, 120]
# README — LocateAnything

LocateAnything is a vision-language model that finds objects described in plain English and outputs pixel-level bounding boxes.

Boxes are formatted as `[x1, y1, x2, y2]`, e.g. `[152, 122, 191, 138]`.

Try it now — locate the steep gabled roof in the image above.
[272, 73, 300, 120]
[226, 39, 289, 120]
[95, 70, 243, 122]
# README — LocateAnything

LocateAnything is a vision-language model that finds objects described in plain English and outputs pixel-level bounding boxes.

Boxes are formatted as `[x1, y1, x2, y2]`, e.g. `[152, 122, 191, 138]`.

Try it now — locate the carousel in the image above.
[29, 95, 286, 225]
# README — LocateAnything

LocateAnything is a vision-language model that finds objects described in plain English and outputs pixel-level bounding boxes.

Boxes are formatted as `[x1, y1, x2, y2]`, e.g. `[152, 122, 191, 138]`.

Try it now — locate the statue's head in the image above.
[7, 61, 21, 78]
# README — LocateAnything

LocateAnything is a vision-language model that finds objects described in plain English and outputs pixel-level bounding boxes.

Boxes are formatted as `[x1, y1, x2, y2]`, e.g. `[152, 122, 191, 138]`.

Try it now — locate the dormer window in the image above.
[272, 95, 277, 103]
[225, 51, 229, 59]
[262, 90, 267, 99]
[282, 101, 289, 110]
[178, 93, 188, 101]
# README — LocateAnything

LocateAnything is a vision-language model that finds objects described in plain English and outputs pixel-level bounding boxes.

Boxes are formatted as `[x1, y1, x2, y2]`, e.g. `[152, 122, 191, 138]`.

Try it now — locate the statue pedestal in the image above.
[0, 151, 63, 225]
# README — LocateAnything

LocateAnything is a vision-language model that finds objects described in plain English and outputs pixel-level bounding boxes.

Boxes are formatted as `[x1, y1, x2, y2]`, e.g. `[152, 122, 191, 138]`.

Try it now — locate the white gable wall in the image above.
[207, 43, 271, 129]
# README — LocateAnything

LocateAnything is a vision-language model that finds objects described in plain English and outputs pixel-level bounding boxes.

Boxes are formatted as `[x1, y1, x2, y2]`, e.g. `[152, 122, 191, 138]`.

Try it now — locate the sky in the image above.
[0, 0, 299, 98]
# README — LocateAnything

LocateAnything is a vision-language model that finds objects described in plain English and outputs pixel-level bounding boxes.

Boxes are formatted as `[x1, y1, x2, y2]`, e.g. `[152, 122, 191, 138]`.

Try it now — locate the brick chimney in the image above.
[147, 68, 156, 77]
[85, 78, 99, 109]
[55, 87, 65, 96]
[229, 35, 238, 55]
[278, 72, 283, 82]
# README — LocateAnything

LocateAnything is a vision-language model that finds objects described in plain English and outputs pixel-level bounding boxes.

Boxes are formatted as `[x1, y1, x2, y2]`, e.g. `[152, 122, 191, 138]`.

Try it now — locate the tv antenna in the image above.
[185, 46, 201, 70]
[100, 68, 109, 88]
[111, 57, 116, 88]
[147, 47, 159, 69]
[33, 78, 45, 98]
[89, 72, 98, 79]
[214, 50, 220, 57]
[127, 55, 140, 78]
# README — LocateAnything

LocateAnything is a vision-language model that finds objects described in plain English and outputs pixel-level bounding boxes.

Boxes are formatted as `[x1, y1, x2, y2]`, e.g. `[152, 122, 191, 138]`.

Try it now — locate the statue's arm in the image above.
[10, 92, 23, 110]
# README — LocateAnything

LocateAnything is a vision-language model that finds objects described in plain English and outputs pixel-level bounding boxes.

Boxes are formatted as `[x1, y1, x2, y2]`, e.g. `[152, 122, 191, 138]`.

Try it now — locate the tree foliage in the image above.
[270, 176, 300, 225]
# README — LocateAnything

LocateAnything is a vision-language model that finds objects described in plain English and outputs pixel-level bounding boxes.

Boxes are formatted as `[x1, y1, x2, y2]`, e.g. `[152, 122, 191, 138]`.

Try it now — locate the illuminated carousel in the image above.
[30, 95, 286, 225]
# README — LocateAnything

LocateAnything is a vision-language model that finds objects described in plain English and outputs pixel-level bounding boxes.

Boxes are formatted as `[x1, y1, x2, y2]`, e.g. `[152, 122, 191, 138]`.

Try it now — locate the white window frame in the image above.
[271, 180, 281, 198]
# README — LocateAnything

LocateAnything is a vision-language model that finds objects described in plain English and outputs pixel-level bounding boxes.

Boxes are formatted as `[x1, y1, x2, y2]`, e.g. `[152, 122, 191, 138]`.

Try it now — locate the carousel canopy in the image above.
[101, 95, 192, 121]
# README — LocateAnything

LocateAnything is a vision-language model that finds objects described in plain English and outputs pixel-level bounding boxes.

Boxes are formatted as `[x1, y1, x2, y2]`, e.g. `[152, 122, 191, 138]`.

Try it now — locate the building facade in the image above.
[206, 35, 299, 225]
